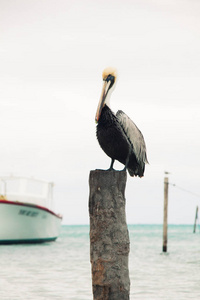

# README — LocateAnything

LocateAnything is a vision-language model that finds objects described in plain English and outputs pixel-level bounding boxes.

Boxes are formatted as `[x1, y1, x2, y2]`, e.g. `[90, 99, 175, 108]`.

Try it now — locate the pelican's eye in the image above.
[106, 74, 114, 82]
[105, 75, 115, 89]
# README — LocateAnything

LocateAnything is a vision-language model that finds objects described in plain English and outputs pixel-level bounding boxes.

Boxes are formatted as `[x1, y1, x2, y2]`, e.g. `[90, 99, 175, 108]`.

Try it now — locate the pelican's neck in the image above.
[104, 90, 111, 108]
[105, 77, 117, 108]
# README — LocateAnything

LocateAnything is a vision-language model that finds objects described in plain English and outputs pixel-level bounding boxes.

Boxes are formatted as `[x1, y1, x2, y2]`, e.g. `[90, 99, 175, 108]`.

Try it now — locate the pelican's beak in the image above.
[95, 80, 111, 123]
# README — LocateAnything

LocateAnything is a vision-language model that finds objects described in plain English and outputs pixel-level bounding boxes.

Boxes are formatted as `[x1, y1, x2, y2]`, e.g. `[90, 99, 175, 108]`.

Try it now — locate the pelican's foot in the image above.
[107, 167, 116, 171]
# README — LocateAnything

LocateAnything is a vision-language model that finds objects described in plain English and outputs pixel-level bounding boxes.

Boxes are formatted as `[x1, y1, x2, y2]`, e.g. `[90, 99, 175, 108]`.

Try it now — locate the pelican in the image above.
[95, 67, 148, 177]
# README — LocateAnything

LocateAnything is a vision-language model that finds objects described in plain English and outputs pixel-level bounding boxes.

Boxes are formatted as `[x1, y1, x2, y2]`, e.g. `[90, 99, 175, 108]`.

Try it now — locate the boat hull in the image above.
[0, 200, 62, 244]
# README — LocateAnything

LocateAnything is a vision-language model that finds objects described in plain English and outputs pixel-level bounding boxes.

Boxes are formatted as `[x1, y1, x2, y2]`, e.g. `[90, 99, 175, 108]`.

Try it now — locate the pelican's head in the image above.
[95, 67, 118, 123]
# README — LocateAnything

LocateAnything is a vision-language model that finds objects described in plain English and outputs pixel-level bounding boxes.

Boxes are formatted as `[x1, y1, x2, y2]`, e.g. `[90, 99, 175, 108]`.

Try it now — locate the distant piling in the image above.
[89, 170, 130, 300]
[193, 206, 198, 233]
[163, 176, 169, 252]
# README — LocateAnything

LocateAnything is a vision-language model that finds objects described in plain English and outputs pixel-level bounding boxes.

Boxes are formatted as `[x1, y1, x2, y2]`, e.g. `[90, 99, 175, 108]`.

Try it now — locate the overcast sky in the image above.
[0, 0, 200, 224]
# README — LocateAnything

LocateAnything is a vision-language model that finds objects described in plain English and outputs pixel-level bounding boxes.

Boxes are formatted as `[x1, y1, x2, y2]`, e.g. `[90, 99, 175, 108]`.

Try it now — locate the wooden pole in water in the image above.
[89, 170, 130, 300]
[193, 206, 198, 233]
[163, 176, 169, 252]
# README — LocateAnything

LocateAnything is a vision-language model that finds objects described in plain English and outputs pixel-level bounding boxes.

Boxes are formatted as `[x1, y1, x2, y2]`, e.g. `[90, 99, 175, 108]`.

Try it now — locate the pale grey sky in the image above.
[0, 0, 200, 224]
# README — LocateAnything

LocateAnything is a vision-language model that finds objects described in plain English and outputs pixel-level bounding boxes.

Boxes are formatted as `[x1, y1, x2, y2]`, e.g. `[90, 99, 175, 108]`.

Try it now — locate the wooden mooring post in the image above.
[193, 206, 199, 233]
[163, 176, 169, 252]
[89, 170, 130, 300]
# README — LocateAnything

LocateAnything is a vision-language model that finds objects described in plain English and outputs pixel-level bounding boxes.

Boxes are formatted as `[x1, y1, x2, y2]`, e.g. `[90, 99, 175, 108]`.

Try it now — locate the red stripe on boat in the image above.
[0, 200, 62, 219]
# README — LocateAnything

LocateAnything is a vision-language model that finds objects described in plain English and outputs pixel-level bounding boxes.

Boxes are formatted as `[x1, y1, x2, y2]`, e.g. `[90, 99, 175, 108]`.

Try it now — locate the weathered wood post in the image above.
[89, 170, 130, 300]
[163, 176, 169, 252]
[193, 206, 198, 233]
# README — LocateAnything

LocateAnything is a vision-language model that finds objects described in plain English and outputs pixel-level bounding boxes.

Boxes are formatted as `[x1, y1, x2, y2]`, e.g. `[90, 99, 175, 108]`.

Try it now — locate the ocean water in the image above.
[0, 225, 200, 300]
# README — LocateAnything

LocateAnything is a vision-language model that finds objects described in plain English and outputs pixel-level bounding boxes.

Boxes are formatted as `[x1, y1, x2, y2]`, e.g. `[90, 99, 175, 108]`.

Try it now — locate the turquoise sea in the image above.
[0, 225, 200, 300]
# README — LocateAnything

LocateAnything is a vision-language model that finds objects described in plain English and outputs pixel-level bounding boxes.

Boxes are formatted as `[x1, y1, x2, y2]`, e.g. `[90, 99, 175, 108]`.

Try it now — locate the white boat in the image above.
[0, 175, 62, 244]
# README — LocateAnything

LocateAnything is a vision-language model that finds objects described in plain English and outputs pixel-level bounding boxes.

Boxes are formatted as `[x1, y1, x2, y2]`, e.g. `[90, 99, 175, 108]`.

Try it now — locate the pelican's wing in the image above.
[116, 110, 149, 164]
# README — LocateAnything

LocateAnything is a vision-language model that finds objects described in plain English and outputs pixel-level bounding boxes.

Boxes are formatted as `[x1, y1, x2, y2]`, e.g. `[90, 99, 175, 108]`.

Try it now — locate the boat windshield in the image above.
[0, 176, 54, 210]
